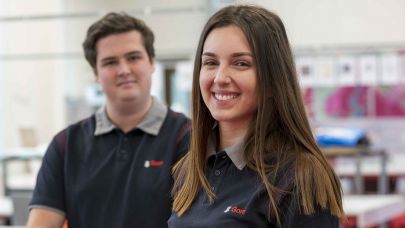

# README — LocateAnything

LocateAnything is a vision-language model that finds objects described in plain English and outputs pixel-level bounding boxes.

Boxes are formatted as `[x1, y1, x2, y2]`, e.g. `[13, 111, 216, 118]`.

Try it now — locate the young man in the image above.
[27, 12, 190, 228]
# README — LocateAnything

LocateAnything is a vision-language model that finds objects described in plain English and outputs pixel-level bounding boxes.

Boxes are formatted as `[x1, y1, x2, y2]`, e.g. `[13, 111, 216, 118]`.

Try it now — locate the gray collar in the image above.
[206, 134, 246, 170]
[94, 97, 168, 136]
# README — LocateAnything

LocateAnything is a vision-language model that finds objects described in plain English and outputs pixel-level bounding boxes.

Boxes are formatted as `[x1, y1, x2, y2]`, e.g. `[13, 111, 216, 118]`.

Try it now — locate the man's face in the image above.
[94, 31, 155, 106]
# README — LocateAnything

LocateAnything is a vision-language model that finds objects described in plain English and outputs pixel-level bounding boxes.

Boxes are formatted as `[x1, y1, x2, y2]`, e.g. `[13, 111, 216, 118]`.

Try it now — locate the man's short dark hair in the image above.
[83, 12, 155, 68]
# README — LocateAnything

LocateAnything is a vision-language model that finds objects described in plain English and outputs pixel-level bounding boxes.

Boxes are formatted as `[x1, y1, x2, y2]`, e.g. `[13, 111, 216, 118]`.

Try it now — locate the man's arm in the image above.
[27, 208, 65, 228]
[28, 131, 68, 228]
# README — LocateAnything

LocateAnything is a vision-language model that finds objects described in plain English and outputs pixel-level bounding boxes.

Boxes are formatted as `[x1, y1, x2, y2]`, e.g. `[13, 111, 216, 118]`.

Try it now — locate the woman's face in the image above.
[200, 25, 258, 128]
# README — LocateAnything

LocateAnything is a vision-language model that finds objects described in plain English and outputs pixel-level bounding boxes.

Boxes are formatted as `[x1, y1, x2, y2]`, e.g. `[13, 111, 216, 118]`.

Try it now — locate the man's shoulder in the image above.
[54, 115, 95, 142]
[166, 109, 189, 123]
[163, 109, 190, 147]
[164, 109, 190, 133]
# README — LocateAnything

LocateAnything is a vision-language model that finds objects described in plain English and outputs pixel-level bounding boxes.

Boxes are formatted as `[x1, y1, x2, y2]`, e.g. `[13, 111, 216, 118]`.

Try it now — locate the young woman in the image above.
[169, 5, 343, 227]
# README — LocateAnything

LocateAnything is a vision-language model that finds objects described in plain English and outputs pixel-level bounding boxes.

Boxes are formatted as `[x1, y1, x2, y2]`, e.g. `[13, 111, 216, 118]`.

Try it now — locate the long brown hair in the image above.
[172, 5, 343, 224]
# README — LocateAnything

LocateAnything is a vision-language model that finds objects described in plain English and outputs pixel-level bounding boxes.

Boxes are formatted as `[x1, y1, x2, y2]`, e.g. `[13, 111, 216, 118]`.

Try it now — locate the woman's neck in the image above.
[218, 121, 249, 150]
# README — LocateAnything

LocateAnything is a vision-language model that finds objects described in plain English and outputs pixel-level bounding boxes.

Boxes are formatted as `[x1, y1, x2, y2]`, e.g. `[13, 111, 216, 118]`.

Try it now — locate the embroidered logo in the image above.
[224, 206, 247, 215]
[144, 160, 164, 168]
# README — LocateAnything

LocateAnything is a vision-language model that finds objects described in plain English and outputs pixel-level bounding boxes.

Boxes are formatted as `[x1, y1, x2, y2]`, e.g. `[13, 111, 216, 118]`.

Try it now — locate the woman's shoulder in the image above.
[280, 198, 340, 228]
[275, 153, 340, 227]
[265, 151, 335, 190]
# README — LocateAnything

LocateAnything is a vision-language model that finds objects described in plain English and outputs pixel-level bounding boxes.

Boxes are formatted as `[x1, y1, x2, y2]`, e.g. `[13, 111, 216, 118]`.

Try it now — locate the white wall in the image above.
[0, 63, 4, 154]
[61, 0, 208, 58]
[0, 0, 66, 147]
[249, 0, 405, 47]
[0, 0, 63, 16]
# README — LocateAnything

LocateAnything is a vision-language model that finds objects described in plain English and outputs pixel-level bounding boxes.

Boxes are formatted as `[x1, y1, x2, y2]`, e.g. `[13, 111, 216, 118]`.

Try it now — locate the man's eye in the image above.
[103, 61, 116, 66]
[128, 56, 141, 61]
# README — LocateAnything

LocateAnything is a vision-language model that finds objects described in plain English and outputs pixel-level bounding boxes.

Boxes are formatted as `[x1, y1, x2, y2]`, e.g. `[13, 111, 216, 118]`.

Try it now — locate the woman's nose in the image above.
[213, 65, 231, 84]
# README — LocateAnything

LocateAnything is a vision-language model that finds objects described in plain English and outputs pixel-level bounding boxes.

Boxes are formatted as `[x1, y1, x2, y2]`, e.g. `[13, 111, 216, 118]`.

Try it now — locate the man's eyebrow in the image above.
[125, 51, 143, 56]
[100, 51, 144, 63]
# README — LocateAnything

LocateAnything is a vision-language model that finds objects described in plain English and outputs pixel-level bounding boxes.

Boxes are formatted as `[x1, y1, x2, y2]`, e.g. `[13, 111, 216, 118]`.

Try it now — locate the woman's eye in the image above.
[202, 60, 217, 66]
[234, 61, 249, 67]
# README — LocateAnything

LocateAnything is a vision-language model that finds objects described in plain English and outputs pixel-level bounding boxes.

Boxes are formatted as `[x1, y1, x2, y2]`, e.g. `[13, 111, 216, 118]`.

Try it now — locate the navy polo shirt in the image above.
[30, 98, 190, 228]
[168, 137, 339, 228]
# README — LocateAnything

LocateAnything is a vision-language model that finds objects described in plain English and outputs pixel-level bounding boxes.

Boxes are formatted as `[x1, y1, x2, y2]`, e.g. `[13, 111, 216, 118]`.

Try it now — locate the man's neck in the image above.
[106, 97, 153, 133]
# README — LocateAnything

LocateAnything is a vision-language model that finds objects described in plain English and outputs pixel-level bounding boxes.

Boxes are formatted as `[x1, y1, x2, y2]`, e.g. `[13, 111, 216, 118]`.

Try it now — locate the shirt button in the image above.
[214, 170, 221, 176]
[211, 186, 215, 191]
[120, 150, 127, 154]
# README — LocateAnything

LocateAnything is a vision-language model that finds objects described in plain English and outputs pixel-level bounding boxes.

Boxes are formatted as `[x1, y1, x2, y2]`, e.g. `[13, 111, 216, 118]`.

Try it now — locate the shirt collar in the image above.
[94, 97, 168, 136]
[206, 134, 246, 170]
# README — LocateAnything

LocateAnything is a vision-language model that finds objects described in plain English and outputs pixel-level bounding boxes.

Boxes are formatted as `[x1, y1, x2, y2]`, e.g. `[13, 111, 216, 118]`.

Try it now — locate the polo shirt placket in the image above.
[117, 132, 130, 161]
[204, 151, 229, 205]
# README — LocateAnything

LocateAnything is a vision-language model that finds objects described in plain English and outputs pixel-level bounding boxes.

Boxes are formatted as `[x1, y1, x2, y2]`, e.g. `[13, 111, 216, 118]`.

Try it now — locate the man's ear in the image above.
[151, 57, 156, 73]
[93, 68, 99, 83]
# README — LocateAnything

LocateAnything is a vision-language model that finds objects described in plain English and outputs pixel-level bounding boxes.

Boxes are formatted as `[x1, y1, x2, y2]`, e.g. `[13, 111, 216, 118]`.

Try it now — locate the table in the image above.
[343, 195, 405, 227]
[0, 227, 25, 228]
[0, 197, 12, 225]
[0, 146, 45, 196]
[322, 146, 388, 194]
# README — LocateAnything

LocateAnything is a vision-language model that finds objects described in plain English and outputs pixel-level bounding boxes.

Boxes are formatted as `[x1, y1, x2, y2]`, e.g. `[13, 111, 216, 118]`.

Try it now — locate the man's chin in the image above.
[120, 96, 139, 103]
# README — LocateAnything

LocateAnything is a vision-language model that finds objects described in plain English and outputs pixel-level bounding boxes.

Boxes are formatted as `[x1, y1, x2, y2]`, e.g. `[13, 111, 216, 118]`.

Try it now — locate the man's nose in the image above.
[118, 61, 131, 76]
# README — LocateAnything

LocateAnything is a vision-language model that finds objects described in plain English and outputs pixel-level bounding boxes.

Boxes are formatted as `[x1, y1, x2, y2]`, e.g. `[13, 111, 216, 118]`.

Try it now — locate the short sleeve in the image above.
[29, 134, 66, 215]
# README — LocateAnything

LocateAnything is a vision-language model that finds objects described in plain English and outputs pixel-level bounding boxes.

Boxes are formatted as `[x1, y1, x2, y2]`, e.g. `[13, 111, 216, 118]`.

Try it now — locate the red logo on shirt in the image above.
[224, 206, 246, 215]
[144, 160, 164, 168]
